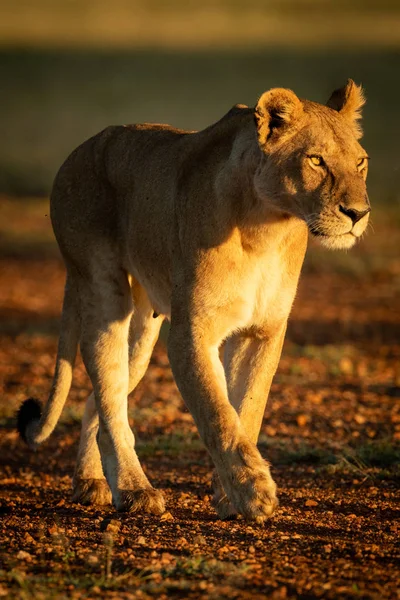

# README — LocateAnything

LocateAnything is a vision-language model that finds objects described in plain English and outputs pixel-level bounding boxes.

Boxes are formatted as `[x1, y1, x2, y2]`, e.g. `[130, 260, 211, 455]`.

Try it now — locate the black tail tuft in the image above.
[17, 398, 42, 443]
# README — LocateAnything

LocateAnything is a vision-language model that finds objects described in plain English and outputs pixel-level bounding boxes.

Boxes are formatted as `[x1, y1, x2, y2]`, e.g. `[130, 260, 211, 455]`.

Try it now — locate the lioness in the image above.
[18, 80, 370, 521]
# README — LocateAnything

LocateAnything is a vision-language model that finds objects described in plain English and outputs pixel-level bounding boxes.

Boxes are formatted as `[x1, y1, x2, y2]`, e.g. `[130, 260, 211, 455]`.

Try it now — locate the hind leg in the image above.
[72, 287, 163, 506]
[74, 275, 163, 511]
[72, 392, 112, 505]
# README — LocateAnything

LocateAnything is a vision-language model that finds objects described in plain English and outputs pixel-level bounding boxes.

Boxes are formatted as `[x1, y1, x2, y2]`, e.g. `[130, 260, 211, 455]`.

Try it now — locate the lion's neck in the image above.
[215, 126, 307, 255]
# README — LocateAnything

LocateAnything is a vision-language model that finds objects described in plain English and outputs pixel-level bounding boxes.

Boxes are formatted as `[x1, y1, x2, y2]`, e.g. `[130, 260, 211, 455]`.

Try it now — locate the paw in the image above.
[72, 478, 112, 506]
[233, 470, 278, 523]
[211, 471, 237, 520]
[218, 443, 278, 522]
[116, 487, 165, 515]
[214, 494, 238, 520]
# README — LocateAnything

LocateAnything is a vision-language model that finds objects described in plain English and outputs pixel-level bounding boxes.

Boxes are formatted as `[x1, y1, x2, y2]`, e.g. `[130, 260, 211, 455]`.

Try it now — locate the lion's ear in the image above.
[326, 79, 365, 138]
[255, 88, 303, 149]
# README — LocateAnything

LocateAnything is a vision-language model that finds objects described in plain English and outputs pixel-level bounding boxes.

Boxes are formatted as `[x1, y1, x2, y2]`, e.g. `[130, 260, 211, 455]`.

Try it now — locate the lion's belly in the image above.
[131, 266, 172, 318]
[124, 220, 173, 318]
[125, 242, 173, 318]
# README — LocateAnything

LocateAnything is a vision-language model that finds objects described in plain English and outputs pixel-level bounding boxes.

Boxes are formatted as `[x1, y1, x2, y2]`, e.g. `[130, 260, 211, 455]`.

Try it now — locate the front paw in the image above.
[233, 468, 278, 522]
[115, 487, 165, 515]
[211, 471, 237, 520]
[72, 478, 112, 506]
[218, 443, 278, 522]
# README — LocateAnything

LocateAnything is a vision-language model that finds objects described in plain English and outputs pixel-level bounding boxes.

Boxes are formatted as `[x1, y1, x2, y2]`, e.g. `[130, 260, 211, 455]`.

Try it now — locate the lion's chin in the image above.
[313, 232, 357, 250]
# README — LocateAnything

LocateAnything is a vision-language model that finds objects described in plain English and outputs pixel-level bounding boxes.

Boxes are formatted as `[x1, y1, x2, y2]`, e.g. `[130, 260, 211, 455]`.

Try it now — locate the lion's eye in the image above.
[357, 157, 368, 170]
[309, 155, 323, 167]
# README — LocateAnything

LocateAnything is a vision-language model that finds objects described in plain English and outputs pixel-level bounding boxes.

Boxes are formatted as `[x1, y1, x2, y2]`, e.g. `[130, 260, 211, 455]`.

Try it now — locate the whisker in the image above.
[305, 216, 323, 232]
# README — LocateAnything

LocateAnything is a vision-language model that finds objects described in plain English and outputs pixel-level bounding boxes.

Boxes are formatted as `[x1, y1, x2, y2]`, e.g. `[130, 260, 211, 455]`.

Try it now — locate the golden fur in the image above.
[22, 80, 370, 521]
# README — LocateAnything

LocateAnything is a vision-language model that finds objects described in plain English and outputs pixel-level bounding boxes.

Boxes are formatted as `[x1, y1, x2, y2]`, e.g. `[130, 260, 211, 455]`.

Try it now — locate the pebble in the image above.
[17, 550, 32, 561]
[86, 554, 99, 566]
[105, 519, 121, 534]
[48, 525, 58, 536]
[305, 499, 319, 507]
[160, 511, 174, 521]
[193, 534, 206, 545]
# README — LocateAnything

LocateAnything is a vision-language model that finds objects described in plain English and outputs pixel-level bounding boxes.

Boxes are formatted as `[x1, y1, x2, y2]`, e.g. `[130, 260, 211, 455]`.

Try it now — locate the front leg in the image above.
[225, 326, 286, 442]
[168, 316, 279, 522]
[213, 326, 286, 518]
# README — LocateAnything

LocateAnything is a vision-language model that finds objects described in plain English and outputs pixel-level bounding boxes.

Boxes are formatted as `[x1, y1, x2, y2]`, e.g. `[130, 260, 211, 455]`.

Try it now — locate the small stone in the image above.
[199, 581, 208, 590]
[17, 550, 32, 561]
[86, 554, 99, 566]
[305, 499, 318, 507]
[24, 532, 35, 544]
[177, 537, 188, 546]
[137, 536, 146, 545]
[193, 534, 206, 545]
[160, 511, 174, 521]
[354, 414, 366, 425]
[105, 519, 121, 534]
[296, 414, 308, 427]
[161, 552, 174, 563]
[48, 525, 58, 536]
[248, 545, 256, 554]
[339, 358, 353, 374]
[100, 518, 120, 533]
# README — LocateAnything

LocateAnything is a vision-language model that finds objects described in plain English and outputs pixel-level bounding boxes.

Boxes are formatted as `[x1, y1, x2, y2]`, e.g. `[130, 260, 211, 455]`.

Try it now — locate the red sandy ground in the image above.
[0, 254, 399, 599]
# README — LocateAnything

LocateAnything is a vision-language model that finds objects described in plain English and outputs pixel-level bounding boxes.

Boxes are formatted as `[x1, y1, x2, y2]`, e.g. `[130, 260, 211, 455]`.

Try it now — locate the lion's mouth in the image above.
[309, 225, 354, 239]
[309, 227, 357, 250]
[309, 228, 327, 238]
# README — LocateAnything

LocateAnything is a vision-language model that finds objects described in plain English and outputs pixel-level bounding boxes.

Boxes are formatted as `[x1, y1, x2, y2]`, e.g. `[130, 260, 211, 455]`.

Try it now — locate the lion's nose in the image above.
[339, 204, 370, 225]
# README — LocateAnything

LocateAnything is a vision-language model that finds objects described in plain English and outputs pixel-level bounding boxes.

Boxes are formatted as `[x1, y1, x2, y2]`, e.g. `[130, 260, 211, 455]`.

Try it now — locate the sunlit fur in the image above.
[313, 232, 357, 250]
[255, 80, 370, 251]
[18, 81, 369, 522]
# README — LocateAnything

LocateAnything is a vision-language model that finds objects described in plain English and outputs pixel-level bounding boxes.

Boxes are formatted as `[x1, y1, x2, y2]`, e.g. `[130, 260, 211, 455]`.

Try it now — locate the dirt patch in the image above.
[0, 256, 399, 599]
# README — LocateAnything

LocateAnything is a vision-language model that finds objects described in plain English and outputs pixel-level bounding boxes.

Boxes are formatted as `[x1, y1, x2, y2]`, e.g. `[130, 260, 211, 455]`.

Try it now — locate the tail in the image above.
[17, 277, 80, 448]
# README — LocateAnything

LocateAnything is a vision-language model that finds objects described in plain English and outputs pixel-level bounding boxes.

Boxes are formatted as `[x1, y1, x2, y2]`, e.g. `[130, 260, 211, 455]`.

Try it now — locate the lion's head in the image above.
[254, 80, 370, 249]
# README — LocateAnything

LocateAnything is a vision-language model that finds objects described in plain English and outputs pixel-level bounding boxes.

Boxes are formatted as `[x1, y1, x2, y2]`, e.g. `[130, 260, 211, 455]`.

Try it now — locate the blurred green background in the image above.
[0, 0, 399, 207]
